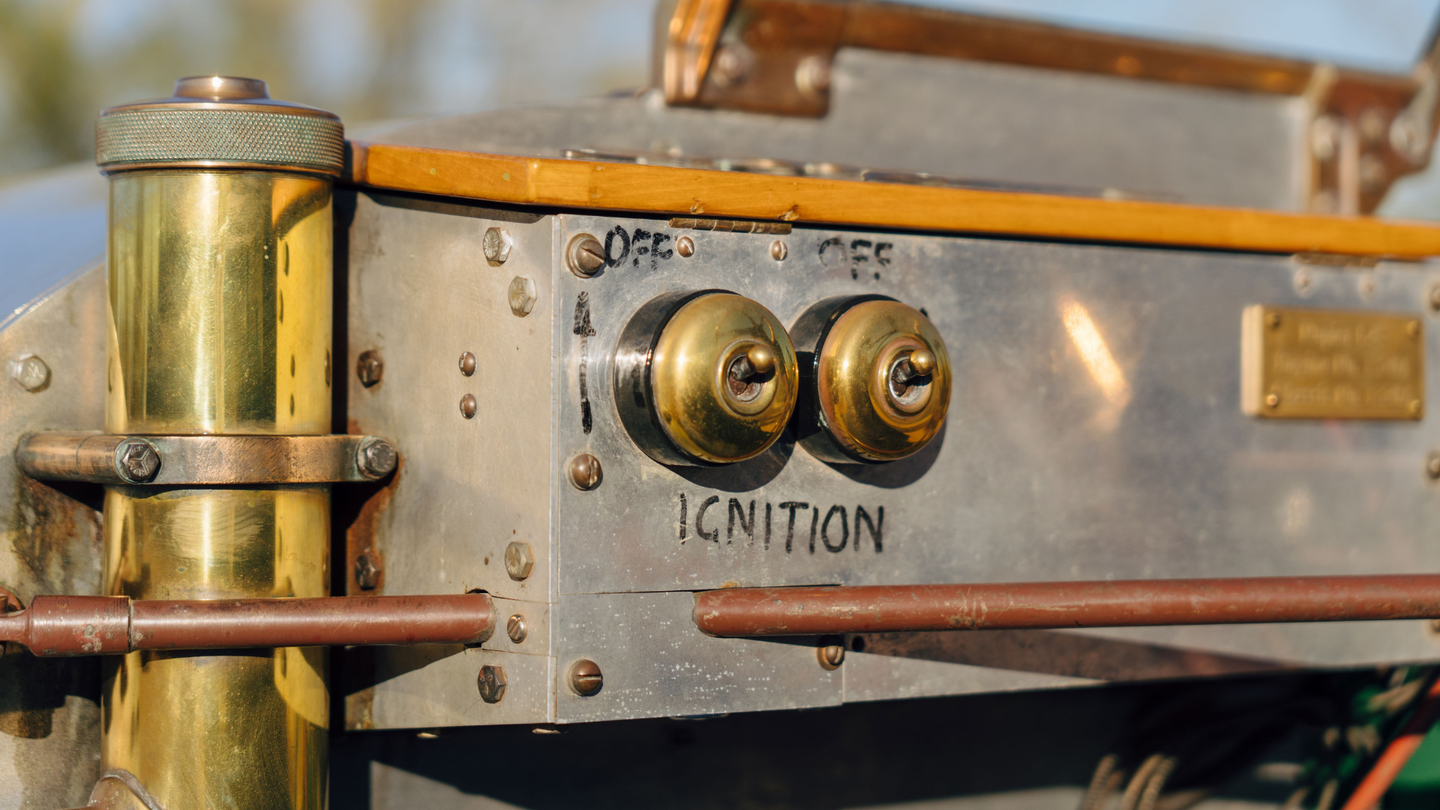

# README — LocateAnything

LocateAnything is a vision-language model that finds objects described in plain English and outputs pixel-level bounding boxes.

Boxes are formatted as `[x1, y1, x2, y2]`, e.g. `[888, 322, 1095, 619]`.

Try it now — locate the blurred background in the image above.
[4, 0, 1440, 210]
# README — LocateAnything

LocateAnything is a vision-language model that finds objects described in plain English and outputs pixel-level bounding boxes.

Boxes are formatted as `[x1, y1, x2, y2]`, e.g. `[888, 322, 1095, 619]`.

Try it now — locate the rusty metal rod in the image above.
[0, 593, 494, 657]
[693, 576, 1440, 637]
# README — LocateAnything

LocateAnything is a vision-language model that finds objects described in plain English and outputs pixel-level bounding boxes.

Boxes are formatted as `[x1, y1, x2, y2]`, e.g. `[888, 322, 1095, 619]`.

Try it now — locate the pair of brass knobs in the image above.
[614, 291, 951, 465]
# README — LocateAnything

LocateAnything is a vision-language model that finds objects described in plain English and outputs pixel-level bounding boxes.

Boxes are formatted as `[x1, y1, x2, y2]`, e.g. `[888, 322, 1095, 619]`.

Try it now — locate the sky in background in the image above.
[3, 0, 1440, 208]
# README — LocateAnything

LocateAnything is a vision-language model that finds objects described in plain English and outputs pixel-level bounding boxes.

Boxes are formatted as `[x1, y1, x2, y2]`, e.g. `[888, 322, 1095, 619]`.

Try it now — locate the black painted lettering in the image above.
[818, 236, 845, 270]
[695, 495, 721, 543]
[779, 502, 808, 553]
[821, 505, 849, 552]
[763, 503, 772, 550]
[678, 493, 687, 542]
[875, 242, 893, 266]
[727, 498, 755, 545]
[651, 231, 673, 264]
[855, 505, 883, 552]
[808, 507, 819, 553]
[849, 239, 872, 280]
[572, 293, 596, 434]
[604, 226, 631, 268]
[631, 228, 652, 267]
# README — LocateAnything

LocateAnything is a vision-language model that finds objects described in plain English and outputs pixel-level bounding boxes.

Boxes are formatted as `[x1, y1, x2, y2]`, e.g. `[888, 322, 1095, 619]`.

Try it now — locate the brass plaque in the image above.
[1242, 306, 1424, 420]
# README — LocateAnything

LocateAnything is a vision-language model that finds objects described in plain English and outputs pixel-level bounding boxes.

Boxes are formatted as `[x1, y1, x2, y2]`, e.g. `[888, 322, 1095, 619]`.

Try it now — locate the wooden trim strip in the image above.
[346, 141, 1440, 259]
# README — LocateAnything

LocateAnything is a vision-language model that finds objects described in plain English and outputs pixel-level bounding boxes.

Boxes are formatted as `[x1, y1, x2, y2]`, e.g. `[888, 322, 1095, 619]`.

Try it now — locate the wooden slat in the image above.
[346, 141, 1440, 259]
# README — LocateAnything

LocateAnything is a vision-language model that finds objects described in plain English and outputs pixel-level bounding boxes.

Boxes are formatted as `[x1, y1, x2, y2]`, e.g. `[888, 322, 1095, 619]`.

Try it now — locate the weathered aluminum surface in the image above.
[0, 263, 106, 803]
[553, 591, 841, 724]
[359, 48, 1307, 211]
[344, 190, 555, 604]
[18, 432, 397, 486]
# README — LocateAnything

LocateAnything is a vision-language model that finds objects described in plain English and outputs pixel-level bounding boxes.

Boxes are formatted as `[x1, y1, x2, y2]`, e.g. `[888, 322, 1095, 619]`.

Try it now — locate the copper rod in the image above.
[0, 594, 494, 657]
[693, 576, 1440, 637]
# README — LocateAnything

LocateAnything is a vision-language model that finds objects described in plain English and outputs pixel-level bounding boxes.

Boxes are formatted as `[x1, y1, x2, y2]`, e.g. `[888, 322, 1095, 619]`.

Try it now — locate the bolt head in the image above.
[507, 614, 528, 644]
[568, 659, 603, 696]
[10, 354, 50, 392]
[676, 236, 695, 258]
[567, 234, 606, 277]
[116, 438, 160, 483]
[508, 276, 537, 317]
[354, 553, 381, 590]
[356, 350, 384, 387]
[483, 227, 513, 265]
[504, 541, 534, 581]
[357, 437, 398, 479]
[818, 643, 845, 670]
[770, 240, 788, 261]
[477, 664, 507, 703]
[568, 453, 602, 491]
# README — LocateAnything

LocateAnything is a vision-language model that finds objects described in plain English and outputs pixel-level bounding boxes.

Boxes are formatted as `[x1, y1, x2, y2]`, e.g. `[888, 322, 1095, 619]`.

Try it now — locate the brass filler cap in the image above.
[95, 76, 344, 176]
[615, 291, 799, 465]
[798, 297, 951, 462]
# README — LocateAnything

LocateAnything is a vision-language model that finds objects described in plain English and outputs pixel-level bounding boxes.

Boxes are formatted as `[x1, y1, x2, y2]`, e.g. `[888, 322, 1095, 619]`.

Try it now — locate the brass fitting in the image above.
[614, 291, 799, 465]
[792, 296, 951, 462]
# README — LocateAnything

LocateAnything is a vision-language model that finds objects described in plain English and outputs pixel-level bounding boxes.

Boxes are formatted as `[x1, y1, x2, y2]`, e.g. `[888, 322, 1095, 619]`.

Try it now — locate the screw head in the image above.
[568, 659, 603, 696]
[504, 541, 534, 581]
[1265, 393, 1281, 409]
[712, 45, 750, 87]
[354, 553, 381, 590]
[460, 394, 478, 419]
[483, 227, 513, 265]
[1266, 312, 1282, 329]
[356, 437, 398, 479]
[1429, 284, 1440, 312]
[459, 351, 477, 376]
[676, 236, 695, 258]
[477, 665, 507, 703]
[818, 643, 845, 670]
[795, 54, 832, 96]
[507, 614, 529, 644]
[9, 354, 50, 392]
[770, 240, 788, 261]
[356, 350, 384, 388]
[567, 234, 606, 277]
[568, 453, 602, 491]
[508, 276, 537, 317]
[115, 438, 160, 483]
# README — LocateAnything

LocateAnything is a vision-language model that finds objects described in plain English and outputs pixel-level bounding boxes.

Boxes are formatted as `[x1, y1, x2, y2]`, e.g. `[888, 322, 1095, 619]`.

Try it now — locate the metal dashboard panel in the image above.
[555, 213, 1440, 667]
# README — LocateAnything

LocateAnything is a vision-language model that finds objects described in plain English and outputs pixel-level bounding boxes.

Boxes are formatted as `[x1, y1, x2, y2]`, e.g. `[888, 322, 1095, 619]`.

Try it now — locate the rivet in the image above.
[354, 553, 380, 591]
[356, 350, 384, 387]
[459, 351, 477, 376]
[504, 541, 534, 581]
[460, 394, 478, 419]
[568, 453, 602, 491]
[817, 642, 845, 670]
[568, 659, 603, 696]
[507, 614, 528, 644]
[9, 354, 50, 393]
[1265, 393, 1281, 409]
[1429, 284, 1440, 312]
[477, 664, 507, 703]
[676, 236, 695, 258]
[770, 240, 788, 261]
[567, 234, 606, 277]
[483, 227, 513, 266]
[1426, 452, 1440, 480]
[1266, 312, 1282, 329]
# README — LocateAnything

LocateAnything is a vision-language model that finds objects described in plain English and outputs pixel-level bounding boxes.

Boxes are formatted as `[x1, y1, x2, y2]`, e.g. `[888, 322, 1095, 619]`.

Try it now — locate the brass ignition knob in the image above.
[614, 291, 799, 465]
[793, 296, 951, 463]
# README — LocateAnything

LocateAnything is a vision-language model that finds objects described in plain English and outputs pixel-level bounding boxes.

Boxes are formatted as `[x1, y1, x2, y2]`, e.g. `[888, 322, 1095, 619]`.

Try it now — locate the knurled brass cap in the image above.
[813, 299, 951, 462]
[95, 76, 344, 176]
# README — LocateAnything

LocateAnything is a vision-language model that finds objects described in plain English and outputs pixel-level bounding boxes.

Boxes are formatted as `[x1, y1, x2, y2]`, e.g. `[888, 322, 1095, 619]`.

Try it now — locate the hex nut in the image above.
[115, 438, 161, 483]
[483, 227, 513, 266]
[354, 553, 381, 591]
[568, 659, 603, 696]
[356, 437, 398, 479]
[507, 614, 528, 644]
[567, 234, 606, 277]
[568, 453, 602, 491]
[356, 350, 384, 388]
[9, 354, 50, 392]
[477, 664, 507, 704]
[505, 541, 534, 581]
[508, 276, 537, 317]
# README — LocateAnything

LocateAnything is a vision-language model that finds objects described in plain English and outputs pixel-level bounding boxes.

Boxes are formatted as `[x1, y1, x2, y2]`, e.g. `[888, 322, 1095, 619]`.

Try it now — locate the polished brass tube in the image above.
[102, 169, 333, 809]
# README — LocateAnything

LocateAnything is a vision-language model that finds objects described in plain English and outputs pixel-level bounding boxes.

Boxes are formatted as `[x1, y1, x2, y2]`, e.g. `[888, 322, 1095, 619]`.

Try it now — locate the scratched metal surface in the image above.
[554, 212, 1440, 670]
[359, 48, 1306, 211]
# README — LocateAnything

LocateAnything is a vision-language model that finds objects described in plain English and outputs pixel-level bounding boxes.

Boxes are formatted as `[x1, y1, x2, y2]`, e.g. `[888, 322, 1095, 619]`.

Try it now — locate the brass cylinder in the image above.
[98, 77, 339, 809]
